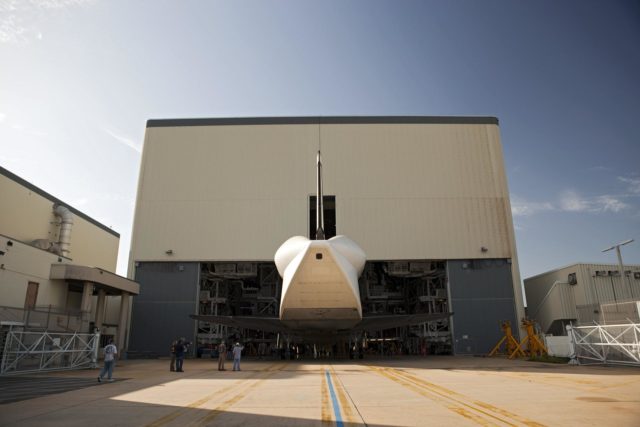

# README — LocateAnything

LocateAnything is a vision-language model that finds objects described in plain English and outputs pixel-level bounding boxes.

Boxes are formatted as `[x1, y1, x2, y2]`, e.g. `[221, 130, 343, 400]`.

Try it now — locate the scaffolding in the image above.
[568, 322, 640, 366]
[1, 325, 99, 375]
[195, 260, 453, 355]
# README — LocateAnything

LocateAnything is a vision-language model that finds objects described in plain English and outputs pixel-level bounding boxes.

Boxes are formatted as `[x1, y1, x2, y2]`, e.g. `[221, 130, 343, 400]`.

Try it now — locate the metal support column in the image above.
[80, 282, 94, 331]
[117, 292, 131, 356]
[95, 289, 107, 332]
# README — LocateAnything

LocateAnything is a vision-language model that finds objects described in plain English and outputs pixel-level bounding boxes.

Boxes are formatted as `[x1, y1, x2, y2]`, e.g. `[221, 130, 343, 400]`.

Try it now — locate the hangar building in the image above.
[127, 116, 524, 357]
[525, 263, 640, 335]
[0, 166, 139, 353]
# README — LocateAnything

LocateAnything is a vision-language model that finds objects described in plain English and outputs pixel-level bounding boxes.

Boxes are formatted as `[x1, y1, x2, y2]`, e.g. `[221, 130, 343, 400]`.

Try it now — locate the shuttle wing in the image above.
[355, 312, 453, 332]
[191, 312, 453, 335]
[189, 314, 288, 334]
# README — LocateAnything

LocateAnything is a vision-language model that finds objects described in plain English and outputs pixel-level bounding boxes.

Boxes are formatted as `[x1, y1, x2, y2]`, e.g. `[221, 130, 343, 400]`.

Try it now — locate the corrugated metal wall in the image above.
[128, 262, 199, 357]
[577, 263, 640, 304]
[0, 172, 119, 272]
[448, 259, 518, 354]
[524, 263, 640, 333]
[130, 121, 516, 263]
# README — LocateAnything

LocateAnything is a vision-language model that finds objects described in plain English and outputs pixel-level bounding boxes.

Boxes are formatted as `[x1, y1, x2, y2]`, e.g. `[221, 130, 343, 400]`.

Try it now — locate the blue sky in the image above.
[1, 0, 638, 283]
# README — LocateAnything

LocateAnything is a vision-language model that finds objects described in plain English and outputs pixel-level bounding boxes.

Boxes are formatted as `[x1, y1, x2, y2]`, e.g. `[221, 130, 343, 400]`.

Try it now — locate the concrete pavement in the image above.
[0, 356, 638, 426]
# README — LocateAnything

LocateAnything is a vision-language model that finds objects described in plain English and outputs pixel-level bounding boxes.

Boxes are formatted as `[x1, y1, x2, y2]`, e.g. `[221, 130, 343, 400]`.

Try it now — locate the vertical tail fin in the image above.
[315, 151, 325, 240]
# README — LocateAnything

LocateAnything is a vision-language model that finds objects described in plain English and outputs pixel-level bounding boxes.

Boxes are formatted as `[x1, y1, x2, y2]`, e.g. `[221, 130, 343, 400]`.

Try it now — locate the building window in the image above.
[309, 195, 336, 239]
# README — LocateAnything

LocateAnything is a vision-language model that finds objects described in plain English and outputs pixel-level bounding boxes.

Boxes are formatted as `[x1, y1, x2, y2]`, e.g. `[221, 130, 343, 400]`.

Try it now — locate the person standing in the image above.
[98, 339, 117, 382]
[175, 338, 186, 372]
[232, 342, 244, 371]
[170, 339, 177, 372]
[217, 341, 227, 371]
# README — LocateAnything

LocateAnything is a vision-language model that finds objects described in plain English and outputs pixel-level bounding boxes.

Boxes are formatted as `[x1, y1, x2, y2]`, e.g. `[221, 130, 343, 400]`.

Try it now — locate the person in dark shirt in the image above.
[175, 338, 188, 372]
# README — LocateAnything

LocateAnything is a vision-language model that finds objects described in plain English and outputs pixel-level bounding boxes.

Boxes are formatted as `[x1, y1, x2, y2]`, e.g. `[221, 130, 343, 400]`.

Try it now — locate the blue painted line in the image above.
[325, 370, 344, 427]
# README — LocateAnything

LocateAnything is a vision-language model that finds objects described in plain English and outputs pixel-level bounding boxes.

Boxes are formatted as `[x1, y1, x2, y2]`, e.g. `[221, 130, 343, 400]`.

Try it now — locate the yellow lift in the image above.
[520, 319, 548, 357]
[488, 319, 547, 359]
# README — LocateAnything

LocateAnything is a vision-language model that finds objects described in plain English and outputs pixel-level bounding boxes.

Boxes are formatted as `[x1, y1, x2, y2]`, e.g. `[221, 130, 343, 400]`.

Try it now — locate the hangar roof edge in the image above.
[146, 116, 499, 128]
[0, 165, 120, 238]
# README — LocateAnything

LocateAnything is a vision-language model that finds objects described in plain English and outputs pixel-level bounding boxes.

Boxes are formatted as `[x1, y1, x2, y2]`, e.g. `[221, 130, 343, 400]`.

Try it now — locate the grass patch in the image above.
[528, 354, 571, 364]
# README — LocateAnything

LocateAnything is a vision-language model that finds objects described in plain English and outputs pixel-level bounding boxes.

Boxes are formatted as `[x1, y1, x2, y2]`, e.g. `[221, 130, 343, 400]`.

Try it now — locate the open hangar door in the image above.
[195, 260, 453, 357]
[359, 260, 452, 356]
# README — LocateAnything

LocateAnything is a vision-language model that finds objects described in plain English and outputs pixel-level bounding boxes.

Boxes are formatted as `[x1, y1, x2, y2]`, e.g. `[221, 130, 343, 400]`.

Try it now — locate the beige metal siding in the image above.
[67, 219, 119, 271]
[0, 236, 70, 308]
[0, 173, 119, 272]
[0, 174, 59, 243]
[524, 263, 640, 333]
[131, 122, 517, 263]
[525, 266, 573, 312]
[525, 264, 578, 333]
[577, 263, 640, 304]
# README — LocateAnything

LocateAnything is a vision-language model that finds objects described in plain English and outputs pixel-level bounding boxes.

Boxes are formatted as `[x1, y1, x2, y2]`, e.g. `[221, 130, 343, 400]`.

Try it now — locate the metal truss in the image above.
[1, 326, 100, 375]
[568, 322, 640, 366]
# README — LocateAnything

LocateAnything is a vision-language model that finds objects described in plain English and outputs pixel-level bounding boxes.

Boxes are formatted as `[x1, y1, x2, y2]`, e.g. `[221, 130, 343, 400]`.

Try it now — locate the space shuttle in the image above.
[191, 152, 451, 339]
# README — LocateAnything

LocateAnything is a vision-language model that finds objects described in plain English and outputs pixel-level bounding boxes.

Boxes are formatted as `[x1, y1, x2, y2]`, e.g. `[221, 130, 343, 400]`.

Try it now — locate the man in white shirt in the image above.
[98, 339, 118, 382]
[232, 342, 244, 371]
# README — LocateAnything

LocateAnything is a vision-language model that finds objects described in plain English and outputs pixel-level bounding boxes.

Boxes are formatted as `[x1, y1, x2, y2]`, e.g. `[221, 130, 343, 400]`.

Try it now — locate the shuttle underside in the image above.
[275, 235, 366, 331]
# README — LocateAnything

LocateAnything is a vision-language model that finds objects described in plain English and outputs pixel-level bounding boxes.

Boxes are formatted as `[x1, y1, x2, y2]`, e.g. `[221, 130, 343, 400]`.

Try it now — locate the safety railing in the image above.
[567, 322, 640, 366]
[0, 305, 85, 333]
[1, 325, 100, 375]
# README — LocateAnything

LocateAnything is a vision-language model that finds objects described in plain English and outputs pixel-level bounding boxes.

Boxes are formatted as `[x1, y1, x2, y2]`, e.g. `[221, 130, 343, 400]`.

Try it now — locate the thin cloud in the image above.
[71, 197, 89, 207]
[595, 195, 627, 212]
[30, 1, 95, 9]
[9, 122, 48, 137]
[102, 128, 142, 153]
[0, 154, 23, 168]
[0, 0, 96, 43]
[70, 193, 131, 208]
[559, 190, 590, 212]
[510, 197, 554, 217]
[559, 190, 628, 213]
[618, 176, 640, 194]
[512, 191, 630, 217]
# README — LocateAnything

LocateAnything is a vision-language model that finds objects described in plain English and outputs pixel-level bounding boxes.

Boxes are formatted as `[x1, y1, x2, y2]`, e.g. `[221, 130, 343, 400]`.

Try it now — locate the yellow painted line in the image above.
[461, 369, 604, 394]
[387, 368, 522, 426]
[371, 367, 495, 427]
[321, 365, 332, 425]
[328, 366, 359, 425]
[390, 368, 545, 427]
[192, 363, 286, 426]
[374, 366, 546, 427]
[449, 406, 496, 427]
[588, 377, 640, 392]
[145, 363, 283, 427]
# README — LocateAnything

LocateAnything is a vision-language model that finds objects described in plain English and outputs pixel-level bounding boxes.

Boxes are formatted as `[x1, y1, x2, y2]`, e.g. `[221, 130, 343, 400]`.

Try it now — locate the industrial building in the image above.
[0, 166, 139, 353]
[524, 263, 640, 335]
[127, 116, 525, 357]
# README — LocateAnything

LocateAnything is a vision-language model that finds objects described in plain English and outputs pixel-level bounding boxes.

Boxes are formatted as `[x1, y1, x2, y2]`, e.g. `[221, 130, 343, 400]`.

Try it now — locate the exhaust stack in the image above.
[53, 204, 73, 258]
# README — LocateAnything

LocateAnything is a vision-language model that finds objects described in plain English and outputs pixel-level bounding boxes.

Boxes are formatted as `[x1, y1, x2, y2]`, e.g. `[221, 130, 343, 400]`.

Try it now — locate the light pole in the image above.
[602, 239, 635, 300]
